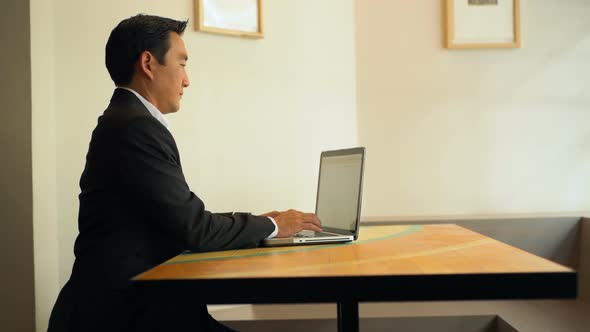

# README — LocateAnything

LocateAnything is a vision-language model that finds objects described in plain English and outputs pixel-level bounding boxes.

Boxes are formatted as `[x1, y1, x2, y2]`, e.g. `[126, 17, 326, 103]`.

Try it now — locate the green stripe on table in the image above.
[166, 225, 422, 265]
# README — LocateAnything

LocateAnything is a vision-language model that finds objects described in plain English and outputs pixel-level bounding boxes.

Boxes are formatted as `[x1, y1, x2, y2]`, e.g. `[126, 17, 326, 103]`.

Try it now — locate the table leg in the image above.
[337, 301, 359, 332]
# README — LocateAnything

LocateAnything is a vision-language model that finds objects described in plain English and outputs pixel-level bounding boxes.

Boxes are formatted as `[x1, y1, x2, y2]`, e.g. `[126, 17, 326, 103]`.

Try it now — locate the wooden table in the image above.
[133, 224, 577, 332]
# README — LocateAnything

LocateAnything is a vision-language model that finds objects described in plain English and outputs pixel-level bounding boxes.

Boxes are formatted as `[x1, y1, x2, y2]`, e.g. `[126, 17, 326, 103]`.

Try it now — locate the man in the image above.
[48, 14, 322, 332]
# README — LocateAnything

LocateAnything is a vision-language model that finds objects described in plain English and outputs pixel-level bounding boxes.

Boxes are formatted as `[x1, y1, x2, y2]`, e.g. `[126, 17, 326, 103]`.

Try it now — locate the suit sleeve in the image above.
[117, 117, 274, 252]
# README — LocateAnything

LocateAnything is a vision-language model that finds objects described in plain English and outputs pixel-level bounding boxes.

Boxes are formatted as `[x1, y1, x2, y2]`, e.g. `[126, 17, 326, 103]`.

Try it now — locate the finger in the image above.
[302, 213, 321, 226]
[305, 223, 323, 232]
[301, 213, 317, 221]
[301, 218, 321, 229]
[311, 216, 321, 227]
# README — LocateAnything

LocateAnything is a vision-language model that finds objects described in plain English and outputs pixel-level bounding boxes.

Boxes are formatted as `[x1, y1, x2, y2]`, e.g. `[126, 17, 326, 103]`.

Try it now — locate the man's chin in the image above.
[166, 105, 181, 114]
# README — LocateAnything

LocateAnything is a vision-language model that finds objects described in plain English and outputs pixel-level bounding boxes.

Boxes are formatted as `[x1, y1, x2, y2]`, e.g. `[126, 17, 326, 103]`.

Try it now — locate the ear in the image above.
[137, 51, 156, 80]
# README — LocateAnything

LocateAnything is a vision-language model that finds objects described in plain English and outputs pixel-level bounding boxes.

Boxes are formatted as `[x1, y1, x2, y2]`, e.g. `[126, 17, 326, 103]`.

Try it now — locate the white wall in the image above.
[31, 1, 357, 330]
[356, 0, 590, 218]
[31, 0, 590, 330]
[30, 0, 60, 330]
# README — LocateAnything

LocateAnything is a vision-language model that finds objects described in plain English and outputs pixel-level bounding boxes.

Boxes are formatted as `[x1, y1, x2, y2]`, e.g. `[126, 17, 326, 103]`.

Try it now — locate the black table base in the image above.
[337, 301, 359, 332]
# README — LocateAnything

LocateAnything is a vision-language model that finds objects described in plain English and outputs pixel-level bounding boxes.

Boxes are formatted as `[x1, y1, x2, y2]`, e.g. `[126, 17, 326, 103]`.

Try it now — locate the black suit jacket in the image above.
[48, 89, 274, 331]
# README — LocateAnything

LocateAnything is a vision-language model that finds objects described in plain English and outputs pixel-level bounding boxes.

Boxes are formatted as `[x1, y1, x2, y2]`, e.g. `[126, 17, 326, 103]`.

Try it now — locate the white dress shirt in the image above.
[117, 87, 278, 239]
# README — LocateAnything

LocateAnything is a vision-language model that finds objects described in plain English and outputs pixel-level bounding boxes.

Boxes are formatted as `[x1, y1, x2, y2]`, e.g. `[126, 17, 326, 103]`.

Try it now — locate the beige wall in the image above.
[1, 1, 35, 331]
[28, 0, 590, 330]
[31, 0, 357, 330]
[30, 0, 60, 330]
[356, 0, 590, 218]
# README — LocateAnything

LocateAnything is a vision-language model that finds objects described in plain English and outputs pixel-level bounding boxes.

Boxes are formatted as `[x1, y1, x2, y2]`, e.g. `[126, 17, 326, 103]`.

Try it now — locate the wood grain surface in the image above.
[135, 224, 572, 281]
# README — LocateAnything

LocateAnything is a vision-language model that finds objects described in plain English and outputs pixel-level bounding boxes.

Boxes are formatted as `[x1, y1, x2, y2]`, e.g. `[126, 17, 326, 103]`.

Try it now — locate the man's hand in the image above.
[273, 209, 322, 238]
[260, 211, 281, 218]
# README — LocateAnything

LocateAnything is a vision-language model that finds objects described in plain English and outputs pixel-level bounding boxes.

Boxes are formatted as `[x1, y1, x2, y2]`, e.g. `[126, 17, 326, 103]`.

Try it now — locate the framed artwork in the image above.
[194, 0, 264, 39]
[444, 0, 520, 49]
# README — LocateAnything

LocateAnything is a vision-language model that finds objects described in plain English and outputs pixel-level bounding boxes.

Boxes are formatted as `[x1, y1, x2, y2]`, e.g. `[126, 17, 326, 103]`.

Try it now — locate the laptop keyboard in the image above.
[295, 231, 341, 238]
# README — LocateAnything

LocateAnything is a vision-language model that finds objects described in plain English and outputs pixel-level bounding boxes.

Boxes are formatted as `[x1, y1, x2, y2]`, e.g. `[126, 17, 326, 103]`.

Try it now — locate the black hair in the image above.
[105, 14, 188, 86]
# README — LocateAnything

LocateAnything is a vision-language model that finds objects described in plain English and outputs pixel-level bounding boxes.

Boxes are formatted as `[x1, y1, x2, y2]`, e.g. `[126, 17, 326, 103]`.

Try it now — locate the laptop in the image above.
[262, 147, 365, 247]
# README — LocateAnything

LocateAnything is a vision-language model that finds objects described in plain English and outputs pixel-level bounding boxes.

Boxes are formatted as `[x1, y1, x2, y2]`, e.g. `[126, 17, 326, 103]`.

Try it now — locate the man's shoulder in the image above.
[94, 112, 171, 149]
[103, 90, 149, 122]
[88, 89, 176, 156]
[99, 90, 167, 134]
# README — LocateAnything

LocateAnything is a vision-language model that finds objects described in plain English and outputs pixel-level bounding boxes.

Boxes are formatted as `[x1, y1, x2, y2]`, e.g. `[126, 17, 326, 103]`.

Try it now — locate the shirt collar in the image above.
[118, 87, 170, 130]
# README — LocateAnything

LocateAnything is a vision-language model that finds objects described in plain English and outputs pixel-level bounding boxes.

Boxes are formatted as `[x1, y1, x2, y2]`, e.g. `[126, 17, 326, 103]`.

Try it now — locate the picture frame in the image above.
[443, 0, 520, 49]
[194, 0, 264, 39]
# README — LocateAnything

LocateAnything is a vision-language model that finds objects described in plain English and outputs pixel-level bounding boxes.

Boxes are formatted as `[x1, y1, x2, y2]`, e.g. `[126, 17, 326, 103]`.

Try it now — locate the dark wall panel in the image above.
[0, 0, 36, 331]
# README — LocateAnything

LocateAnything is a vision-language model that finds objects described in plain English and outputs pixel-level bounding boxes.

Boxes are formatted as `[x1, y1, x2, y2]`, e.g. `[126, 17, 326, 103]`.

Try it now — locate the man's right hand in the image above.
[273, 209, 322, 238]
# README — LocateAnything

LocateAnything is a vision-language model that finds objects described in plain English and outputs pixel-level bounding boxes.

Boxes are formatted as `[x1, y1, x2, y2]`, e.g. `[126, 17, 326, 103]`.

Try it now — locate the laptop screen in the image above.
[315, 148, 365, 233]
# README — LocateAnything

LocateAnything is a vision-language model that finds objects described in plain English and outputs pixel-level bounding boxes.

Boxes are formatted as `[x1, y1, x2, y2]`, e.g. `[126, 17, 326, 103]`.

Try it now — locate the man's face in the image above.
[151, 32, 190, 114]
